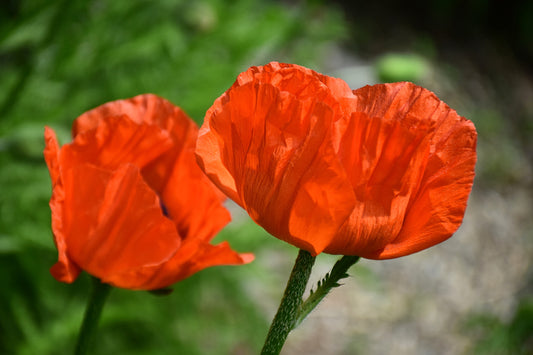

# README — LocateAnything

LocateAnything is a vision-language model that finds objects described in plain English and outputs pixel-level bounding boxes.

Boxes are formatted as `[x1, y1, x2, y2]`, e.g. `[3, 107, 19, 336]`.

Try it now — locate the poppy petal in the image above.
[63, 115, 173, 172]
[196, 124, 240, 205]
[169, 241, 254, 282]
[44, 127, 61, 185]
[326, 111, 432, 255]
[380, 113, 477, 259]
[73, 94, 185, 136]
[234, 62, 345, 107]
[328, 82, 476, 258]
[133, 239, 254, 290]
[198, 82, 356, 255]
[161, 150, 231, 242]
[73, 94, 196, 192]
[44, 127, 82, 282]
[142, 110, 200, 193]
[60, 162, 181, 289]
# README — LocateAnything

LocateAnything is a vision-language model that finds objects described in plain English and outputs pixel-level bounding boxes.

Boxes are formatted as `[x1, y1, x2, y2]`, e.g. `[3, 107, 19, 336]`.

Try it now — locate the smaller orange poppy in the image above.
[196, 62, 477, 259]
[44, 94, 253, 290]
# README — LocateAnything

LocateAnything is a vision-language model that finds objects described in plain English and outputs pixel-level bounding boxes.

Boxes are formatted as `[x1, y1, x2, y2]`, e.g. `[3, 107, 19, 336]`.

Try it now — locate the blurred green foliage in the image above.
[2, 0, 532, 354]
[375, 53, 429, 83]
[463, 297, 533, 354]
[0, 0, 346, 354]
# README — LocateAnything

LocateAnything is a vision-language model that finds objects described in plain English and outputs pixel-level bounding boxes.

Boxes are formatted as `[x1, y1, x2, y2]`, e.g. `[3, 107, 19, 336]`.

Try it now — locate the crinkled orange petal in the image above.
[44, 127, 82, 283]
[326, 110, 432, 255]
[197, 81, 356, 255]
[73, 94, 185, 136]
[327, 82, 476, 258]
[233, 62, 350, 111]
[134, 238, 254, 290]
[142, 111, 200, 194]
[196, 125, 240, 205]
[197, 62, 349, 206]
[162, 149, 231, 242]
[64, 115, 173, 172]
[165, 241, 254, 284]
[127, 99, 232, 243]
[44, 127, 61, 185]
[380, 107, 477, 257]
[73, 94, 197, 192]
[60, 162, 181, 289]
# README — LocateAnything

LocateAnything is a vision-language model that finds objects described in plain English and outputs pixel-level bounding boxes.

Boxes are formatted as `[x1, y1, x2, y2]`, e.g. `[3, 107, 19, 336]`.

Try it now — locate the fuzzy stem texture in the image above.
[261, 249, 316, 355]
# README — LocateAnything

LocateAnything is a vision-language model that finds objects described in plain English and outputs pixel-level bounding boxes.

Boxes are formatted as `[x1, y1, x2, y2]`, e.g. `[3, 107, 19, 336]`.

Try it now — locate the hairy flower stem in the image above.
[261, 249, 316, 355]
[74, 277, 112, 355]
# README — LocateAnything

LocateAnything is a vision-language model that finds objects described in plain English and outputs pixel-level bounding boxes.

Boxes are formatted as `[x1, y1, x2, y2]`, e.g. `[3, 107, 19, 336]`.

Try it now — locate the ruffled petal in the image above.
[167, 241, 254, 282]
[44, 127, 61, 185]
[44, 127, 82, 282]
[132, 238, 254, 290]
[232, 62, 349, 115]
[73, 94, 196, 192]
[197, 62, 353, 207]
[60, 162, 181, 289]
[63, 115, 173, 172]
[196, 113, 241, 205]
[161, 149, 231, 242]
[73, 94, 186, 136]
[142, 111, 199, 193]
[379, 110, 477, 258]
[198, 81, 356, 255]
[327, 111, 432, 255]
[329, 82, 476, 258]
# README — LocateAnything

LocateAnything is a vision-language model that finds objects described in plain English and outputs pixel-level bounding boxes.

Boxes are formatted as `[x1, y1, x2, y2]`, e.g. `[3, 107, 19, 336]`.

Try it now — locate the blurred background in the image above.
[0, 0, 532, 354]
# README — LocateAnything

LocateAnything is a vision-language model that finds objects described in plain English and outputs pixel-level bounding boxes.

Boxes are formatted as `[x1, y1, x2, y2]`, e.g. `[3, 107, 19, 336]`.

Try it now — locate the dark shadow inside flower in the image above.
[159, 198, 170, 217]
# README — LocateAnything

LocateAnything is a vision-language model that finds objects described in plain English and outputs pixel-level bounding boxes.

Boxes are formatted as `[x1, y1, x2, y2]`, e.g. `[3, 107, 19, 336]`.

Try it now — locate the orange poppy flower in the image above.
[196, 62, 477, 259]
[44, 94, 253, 290]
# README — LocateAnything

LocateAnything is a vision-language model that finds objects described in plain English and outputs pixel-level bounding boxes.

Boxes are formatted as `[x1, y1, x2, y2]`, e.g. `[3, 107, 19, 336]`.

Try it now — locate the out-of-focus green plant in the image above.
[0, 1, 346, 354]
[463, 297, 533, 355]
[470, 108, 532, 186]
[375, 53, 429, 83]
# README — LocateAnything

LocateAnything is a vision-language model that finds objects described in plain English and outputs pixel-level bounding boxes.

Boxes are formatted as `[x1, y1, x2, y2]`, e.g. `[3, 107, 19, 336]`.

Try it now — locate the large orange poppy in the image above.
[44, 94, 253, 290]
[196, 62, 477, 259]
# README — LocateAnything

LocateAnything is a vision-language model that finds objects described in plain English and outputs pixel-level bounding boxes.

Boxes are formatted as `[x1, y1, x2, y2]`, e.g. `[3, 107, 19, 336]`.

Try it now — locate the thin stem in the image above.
[261, 249, 316, 355]
[74, 277, 112, 355]
[295, 255, 360, 326]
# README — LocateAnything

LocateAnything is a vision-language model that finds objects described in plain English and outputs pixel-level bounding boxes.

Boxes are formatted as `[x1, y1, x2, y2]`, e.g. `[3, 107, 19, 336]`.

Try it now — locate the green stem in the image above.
[295, 255, 360, 326]
[74, 277, 112, 355]
[261, 249, 316, 355]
